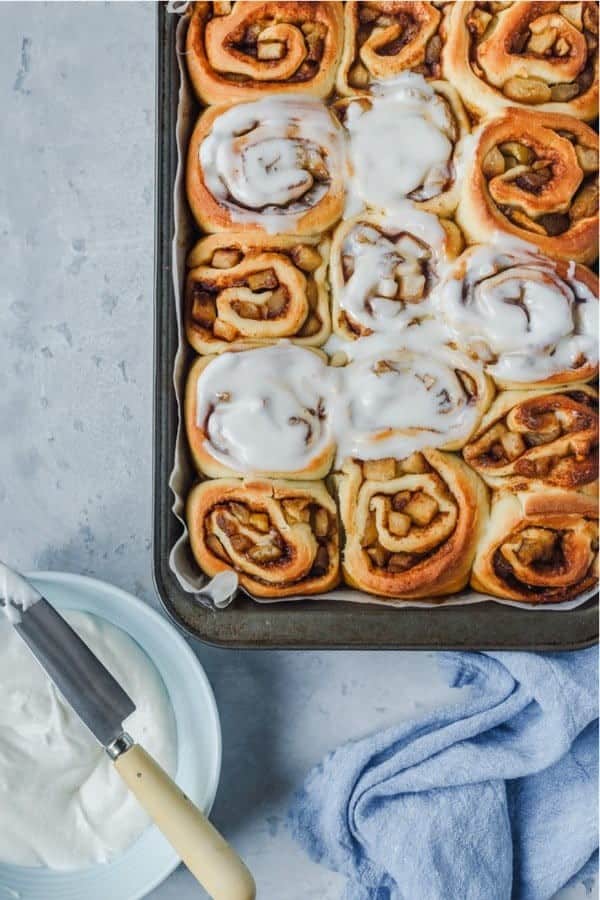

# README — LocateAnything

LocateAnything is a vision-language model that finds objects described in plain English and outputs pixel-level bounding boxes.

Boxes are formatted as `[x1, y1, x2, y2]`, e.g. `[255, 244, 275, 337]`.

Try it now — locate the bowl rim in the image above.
[0, 569, 223, 900]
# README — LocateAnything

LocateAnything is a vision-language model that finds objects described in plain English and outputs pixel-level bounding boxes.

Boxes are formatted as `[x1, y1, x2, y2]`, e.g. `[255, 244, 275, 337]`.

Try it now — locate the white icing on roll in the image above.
[342, 74, 458, 212]
[433, 242, 599, 383]
[199, 95, 345, 233]
[196, 343, 335, 472]
[336, 205, 449, 333]
[334, 325, 485, 461]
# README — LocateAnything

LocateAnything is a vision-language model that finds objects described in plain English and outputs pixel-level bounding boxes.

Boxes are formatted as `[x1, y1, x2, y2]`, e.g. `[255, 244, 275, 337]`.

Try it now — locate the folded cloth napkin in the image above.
[289, 649, 598, 900]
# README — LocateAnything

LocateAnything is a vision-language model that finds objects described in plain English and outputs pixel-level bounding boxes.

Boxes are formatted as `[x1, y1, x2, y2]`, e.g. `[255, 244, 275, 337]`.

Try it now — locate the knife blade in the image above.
[0, 563, 135, 748]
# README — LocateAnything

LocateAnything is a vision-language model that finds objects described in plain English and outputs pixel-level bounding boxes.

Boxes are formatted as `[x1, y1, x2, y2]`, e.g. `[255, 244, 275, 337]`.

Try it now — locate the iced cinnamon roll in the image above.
[187, 477, 340, 598]
[185, 233, 330, 353]
[336, 450, 489, 599]
[337, 1, 445, 94]
[334, 330, 495, 463]
[443, 2, 599, 121]
[456, 111, 599, 264]
[463, 385, 598, 493]
[433, 242, 599, 388]
[186, 2, 344, 105]
[184, 344, 335, 480]
[330, 205, 463, 339]
[187, 96, 346, 235]
[335, 73, 469, 217]
[471, 489, 598, 604]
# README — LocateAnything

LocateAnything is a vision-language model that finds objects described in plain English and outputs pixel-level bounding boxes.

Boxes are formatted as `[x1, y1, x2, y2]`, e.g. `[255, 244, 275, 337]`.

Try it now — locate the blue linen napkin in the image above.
[289, 649, 598, 900]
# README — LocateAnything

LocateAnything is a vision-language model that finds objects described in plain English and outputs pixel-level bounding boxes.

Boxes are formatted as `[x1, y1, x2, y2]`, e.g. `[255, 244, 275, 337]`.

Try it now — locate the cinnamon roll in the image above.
[456, 110, 599, 264]
[185, 233, 330, 353]
[337, 1, 445, 94]
[330, 205, 463, 339]
[185, 2, 344, 105]
[187, 96, 346, 235]
[471, 489, 598, 604]
[443, 2, 599, 121]
[335, 329, 495, 463]
[184, 344, 335, 480]
[463, 385, 598, 493]
[335, 73, 470, 217]
[187, 477, 340, 598]
[336, 450, 489, 600]
[433, 242, 599, 388]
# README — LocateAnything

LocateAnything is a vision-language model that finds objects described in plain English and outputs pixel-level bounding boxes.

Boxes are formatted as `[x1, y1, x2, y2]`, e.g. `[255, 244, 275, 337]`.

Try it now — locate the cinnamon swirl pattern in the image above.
[337, 450, 489, 599]
[187, 96, 346, 234]
[187, 477, 340, 598]
[330, 206, 463, 339]
[443, 2, 599, 121]
[186, 2, 344, 105]
[457, 111, 599, 264]
[185, 344, 335, 480]
[471, 490, 598, 604]
[463, 385, 598, 493]
[335, 332, 494, 463]
[337, 2, 445, 94]
[177, 1, 599, 606]
[433, 242, 599, 388]
[335, 73, 469, 217]
[185, 233, 330, 353]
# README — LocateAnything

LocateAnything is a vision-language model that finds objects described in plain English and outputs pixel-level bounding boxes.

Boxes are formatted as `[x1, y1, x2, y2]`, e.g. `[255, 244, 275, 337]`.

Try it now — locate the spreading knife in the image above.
[0, 563, 255, 900]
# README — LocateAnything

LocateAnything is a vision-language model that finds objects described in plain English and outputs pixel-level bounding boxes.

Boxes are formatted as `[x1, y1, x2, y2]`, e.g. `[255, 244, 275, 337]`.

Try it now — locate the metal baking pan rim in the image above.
[152, 3, 599, 650]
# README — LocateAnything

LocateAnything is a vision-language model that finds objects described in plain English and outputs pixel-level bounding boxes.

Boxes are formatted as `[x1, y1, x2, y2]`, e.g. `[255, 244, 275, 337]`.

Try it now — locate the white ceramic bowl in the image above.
[0, 571, 222, 900]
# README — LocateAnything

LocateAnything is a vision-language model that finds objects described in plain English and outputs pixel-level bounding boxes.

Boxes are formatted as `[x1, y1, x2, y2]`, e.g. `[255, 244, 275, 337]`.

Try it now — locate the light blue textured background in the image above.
[0, 4, 593, 898]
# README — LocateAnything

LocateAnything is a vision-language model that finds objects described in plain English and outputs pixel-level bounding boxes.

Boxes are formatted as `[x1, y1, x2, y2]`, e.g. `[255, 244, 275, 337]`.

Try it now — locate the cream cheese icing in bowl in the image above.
[0, 611, 177, 869]
[0, 571, 221, 900]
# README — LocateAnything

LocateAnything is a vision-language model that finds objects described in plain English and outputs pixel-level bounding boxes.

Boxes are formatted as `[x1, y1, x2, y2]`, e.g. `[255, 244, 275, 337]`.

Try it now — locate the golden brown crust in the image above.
[442, 1, 599, 121]
[187, 477, 340, 597]
[471, 488, 599, 604]
[330, 212, 463, 340]
[185, 233, 331, 353]
[184, 351, 335, 480]
[186, 1, 344, 104]
[456, 109, 599, 264]
[186, 101, 345, 235]
[463, 385, 599, 493]
[336, 450, 490, 600]
[337, 1, 444, 94]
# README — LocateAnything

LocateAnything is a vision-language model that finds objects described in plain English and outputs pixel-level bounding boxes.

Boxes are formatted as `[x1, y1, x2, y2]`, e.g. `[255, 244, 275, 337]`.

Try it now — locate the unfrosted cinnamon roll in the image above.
[443, 2, 599, 121]
[471, 489, 598, 604]
[337, 2, 445, 94]
[463, 385, 598, 493]
[456, 110, 599, 264]
[184, 344, 335, 480]
[187, 477, 340, 598]
[334, 73, 469, 218]
[334, 329, 495, 463]
[186, 2, 344, 105]
[330, 205, 463, 339]
[187, 96, 346, 235]
[433, 242, 599, 388]
[336, 450, 489, 599]
[185, 233, 330, 353]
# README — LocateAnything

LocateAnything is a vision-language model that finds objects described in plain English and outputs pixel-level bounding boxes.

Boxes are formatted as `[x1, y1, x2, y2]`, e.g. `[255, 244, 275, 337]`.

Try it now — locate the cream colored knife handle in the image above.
[114, 743, 256, 900]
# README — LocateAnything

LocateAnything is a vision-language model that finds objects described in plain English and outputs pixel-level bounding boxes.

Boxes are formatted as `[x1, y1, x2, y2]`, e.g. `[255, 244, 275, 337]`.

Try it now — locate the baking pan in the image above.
[152, 4, 598, 650]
